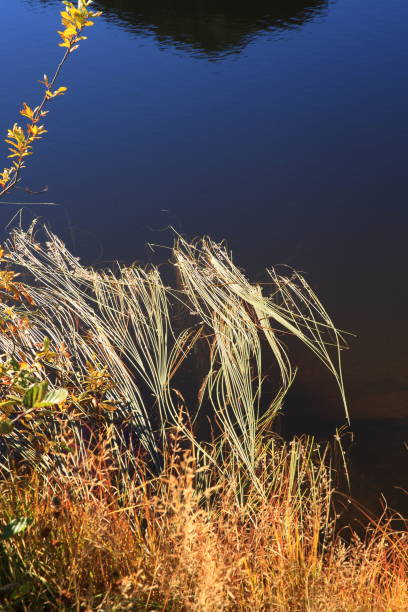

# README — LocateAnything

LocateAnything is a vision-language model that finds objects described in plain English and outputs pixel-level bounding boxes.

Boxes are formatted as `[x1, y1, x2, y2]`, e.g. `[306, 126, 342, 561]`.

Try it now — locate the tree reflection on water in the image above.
[93, 0, 328, 57]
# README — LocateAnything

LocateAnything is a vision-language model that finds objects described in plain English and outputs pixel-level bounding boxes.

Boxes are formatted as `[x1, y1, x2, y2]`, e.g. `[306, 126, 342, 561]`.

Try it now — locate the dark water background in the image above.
[1, 0, 407, 514]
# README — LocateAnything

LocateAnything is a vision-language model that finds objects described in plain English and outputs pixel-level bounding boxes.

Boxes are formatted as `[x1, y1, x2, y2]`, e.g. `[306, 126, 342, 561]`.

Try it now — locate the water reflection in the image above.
[34, 0, 328, 57]
[94, 0, 328, 57]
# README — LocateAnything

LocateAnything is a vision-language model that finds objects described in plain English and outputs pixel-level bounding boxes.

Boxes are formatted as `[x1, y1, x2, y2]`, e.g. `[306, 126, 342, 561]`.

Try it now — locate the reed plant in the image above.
[0, 225, 348, 481]
[0, 226, 405, 610]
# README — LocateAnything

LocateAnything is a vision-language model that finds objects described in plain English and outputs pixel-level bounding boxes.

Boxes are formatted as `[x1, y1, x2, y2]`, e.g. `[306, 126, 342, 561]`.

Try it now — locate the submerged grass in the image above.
[0, 224, 405, 610]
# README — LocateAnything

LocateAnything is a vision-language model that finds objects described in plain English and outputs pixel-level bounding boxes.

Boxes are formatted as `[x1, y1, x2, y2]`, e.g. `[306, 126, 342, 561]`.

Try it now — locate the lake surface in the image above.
[1, 0, 407, 513]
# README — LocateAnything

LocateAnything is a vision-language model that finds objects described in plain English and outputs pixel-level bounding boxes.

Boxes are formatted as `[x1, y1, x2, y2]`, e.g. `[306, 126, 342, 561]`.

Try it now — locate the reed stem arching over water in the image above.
[0, 225, 405, 610]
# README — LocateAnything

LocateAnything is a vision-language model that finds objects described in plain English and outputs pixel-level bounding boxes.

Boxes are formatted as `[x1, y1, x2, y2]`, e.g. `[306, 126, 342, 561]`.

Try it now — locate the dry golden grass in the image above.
[0, 431, 406, 611]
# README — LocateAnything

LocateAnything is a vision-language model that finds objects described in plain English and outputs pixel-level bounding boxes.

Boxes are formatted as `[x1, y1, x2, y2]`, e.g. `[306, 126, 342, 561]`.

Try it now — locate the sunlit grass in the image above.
[0, 225, 405, 610]
[0, 431, 406, 610]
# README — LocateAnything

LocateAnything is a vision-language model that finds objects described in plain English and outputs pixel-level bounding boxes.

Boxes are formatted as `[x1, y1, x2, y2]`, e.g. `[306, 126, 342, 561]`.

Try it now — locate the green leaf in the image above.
[10, 358, 20, 372]
[51, 442, 73, 454]
[10, 581, 33, 601]
[0, 517, 33, 541]
[36, 388, 68, 408]
[0, 419, 14, 435]
[23, 381, 48, 409]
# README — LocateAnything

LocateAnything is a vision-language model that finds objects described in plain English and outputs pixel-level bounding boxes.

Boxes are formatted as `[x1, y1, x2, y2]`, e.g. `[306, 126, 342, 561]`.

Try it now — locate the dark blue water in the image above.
[1, 0, 407, 512]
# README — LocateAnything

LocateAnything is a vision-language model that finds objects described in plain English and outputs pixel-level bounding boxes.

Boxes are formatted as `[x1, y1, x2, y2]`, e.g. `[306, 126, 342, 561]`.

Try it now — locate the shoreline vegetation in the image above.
[0, 2, 406, 610]
[0, 226, 405, 610]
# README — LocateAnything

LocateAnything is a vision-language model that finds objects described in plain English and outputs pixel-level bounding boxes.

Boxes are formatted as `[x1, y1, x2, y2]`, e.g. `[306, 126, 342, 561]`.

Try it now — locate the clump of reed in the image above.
[0, 224, 406, 610]
[0, 223, 348, 476]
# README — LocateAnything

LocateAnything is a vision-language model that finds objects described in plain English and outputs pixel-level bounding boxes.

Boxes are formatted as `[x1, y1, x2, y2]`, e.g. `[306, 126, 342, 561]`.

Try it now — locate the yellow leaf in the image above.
[20, 103, 35, 120]
[98, 402, 119, 412]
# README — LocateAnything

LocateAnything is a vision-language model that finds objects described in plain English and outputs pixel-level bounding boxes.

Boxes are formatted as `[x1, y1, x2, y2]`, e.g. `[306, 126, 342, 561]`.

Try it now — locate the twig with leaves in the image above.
[0, 1, 101, 199]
